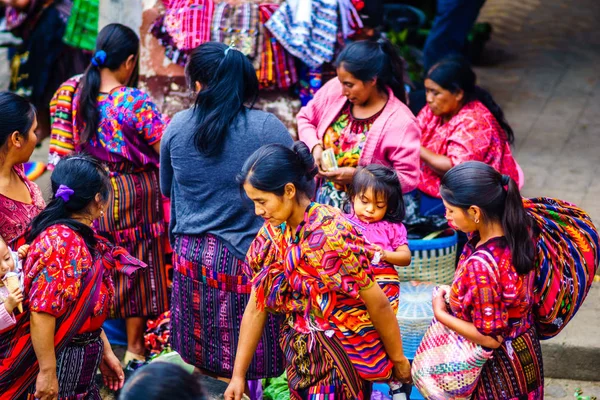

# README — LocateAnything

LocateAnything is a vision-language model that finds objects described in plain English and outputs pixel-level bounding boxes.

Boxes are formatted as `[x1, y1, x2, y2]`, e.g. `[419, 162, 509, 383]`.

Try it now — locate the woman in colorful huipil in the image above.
[0, 154, 144, 399]
[48, 24, 169, 364]
[297, 37, 421, 211]
[417, 57, 522, 216]
[225, 142, 411, 400]
[0, 93, 45, 247]
[433, 161, 543, 399]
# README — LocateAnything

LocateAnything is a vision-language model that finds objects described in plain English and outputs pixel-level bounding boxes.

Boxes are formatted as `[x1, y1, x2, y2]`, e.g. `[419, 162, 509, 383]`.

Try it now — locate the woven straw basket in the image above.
[396, 232, 457, 285]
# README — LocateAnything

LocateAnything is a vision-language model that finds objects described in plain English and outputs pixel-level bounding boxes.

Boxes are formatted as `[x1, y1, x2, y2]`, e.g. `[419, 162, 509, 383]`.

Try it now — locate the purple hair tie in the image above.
[55, 184, 74, 202]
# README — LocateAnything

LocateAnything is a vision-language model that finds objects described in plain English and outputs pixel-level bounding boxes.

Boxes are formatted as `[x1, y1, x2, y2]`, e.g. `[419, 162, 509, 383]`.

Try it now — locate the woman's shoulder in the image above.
[455, 100, 496, 125]
[31, 224, 85, 248]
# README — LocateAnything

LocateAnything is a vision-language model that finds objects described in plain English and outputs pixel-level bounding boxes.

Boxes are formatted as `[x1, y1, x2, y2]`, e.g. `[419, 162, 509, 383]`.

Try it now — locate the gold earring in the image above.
[475, 219, 480, 224]
[100, 210, 105, 217]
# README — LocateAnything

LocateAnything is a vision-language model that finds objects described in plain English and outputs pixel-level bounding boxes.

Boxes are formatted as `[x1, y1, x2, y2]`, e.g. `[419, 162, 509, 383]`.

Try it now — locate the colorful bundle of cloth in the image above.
[264, 0, 339, 69]
[525, 197, 599, 339]
[150, 0, 215, 66]
[257, 4, 298, 90]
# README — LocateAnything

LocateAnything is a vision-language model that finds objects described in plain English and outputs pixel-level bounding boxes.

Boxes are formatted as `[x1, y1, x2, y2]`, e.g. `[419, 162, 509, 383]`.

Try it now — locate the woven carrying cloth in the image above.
[526, 197, 599, 339]
[411, 286, 493, 400]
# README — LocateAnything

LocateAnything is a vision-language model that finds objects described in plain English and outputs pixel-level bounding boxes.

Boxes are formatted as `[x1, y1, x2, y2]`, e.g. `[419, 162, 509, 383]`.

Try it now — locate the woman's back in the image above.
[72, 85, 164, 167]
[161, 108, 292, 259]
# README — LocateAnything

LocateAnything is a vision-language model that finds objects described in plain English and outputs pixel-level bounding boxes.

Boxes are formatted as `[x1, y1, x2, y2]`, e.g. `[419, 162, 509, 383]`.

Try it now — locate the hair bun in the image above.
[292, 142, 318, 180]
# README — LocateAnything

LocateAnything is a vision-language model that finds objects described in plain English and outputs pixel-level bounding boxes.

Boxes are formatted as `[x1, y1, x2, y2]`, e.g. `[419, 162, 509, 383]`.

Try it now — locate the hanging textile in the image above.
[63, 0, 99, 52]
[211, 2, 260, 59]
[265, 0, 339, 69]
[150, 0, 215, 66]
[257, 4, 298, 90]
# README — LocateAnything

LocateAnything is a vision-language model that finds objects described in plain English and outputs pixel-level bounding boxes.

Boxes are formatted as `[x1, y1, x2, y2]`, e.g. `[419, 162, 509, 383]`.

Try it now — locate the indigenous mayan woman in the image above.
[48, 23, 169, 364]
[0, 154, 144, 399]
[225, 142, 411, 400]
[433, 161, 543, 399]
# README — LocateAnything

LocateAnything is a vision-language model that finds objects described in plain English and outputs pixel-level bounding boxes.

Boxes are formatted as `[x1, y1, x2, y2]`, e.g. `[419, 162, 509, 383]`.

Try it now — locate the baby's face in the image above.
[0, 240, 15, 279]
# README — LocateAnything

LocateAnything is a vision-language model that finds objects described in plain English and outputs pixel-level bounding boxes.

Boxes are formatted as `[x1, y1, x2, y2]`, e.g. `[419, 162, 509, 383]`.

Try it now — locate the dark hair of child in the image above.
[348, 164, 406, 223]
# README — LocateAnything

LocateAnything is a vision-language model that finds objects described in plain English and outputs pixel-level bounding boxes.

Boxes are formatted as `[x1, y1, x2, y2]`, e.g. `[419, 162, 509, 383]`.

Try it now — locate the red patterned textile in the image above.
[0, 165, 45, 247]
[246, 203, 397, 381]
[418, 100, 520, 198]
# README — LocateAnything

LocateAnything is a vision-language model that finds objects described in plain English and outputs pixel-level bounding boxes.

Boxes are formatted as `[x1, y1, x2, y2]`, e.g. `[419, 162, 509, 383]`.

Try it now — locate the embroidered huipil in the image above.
[0, 165, 45, 247]
[24, 225, 114, 333]
[449, 236, 535, 340]
[246, 203, 396, 381]
[48, 75, 167, 169]
[418, 100, 520, 198]
[316, 101, 384, 209]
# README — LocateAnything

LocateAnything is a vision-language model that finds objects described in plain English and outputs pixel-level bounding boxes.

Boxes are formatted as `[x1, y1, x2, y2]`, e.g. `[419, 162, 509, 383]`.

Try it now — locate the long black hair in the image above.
[237, 142, 318, 199]
[348, 164, 406, 223]
[119, 363, 206, 400]
[0, 92, 36, 148]
[26, 154, 110, 252]
[440, 161, 534, 274]
[186, 42, 259, 157]
[427, 57, 514, 144]
[77, 23, 139, 144]
[335, 37, 407, 104]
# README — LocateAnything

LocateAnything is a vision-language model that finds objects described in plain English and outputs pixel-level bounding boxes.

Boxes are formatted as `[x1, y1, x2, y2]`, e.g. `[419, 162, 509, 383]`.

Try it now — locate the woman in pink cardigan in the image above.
[297, 38, 421, 210]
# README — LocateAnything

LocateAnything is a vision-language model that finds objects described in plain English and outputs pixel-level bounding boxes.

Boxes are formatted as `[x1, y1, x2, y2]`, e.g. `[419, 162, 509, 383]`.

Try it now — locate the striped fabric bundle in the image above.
[48, 75, 82, 169]
[257, 4, 298, 90]
[150, 0, 215, 66]
[411, 287, 493, 400]
[525, 197, 599, 339]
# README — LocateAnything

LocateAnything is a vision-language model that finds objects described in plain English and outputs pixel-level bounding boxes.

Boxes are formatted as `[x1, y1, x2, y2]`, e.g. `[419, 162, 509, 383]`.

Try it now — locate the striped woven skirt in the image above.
[95, 164, 169, 318]
[23, 330, 103, 400]
[170, 234, 284, 379]
[281, 323, 372, 400]
[474, 327, 544, 399]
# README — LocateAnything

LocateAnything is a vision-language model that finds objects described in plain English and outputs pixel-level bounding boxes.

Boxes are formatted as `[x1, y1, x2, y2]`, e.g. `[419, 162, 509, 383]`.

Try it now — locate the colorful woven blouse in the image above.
[316, 101, 384, 208]
[49, 75, 167, 168]
[246, 203, 396, 381]
[418, 100, 520, 198]
[0, 165, 46, 247]
[24, 225, 113, 333]
[449, 236, 535, 339]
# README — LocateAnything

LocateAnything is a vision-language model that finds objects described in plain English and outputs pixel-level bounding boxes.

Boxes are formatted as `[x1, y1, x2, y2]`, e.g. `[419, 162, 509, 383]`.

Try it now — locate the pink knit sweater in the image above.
[297, 79, 421, 193]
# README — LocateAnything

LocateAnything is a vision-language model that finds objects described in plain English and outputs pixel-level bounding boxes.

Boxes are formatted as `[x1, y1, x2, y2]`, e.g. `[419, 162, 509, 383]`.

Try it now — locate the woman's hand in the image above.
[432, 287, 449, 318]
[4, 285, 23, 314]
[99, 350, 125, 391]
[34, 369, 59, 400]
[224, 375, 246, 400]
[320, 167, 356, 185]
[392, 356, 412, 384]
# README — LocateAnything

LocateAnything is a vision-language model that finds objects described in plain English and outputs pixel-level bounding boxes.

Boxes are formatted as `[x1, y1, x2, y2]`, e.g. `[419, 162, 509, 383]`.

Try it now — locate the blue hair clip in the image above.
[224, 42, 236, 56]
[91, 50, 107, 67]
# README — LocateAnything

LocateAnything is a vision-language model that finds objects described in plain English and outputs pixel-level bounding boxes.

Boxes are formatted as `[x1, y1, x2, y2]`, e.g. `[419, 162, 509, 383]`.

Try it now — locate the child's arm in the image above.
[17, 244, 30, 260]
[0, 286, 23, 329]
[381, 244, 411, 266]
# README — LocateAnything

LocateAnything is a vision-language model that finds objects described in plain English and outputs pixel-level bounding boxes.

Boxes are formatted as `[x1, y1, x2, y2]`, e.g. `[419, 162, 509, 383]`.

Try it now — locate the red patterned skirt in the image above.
[474, 327, 544, 399]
